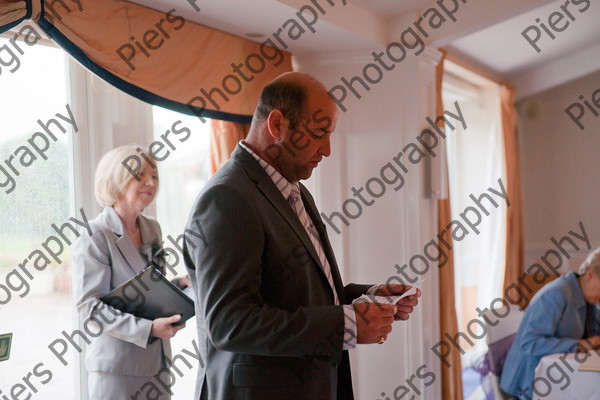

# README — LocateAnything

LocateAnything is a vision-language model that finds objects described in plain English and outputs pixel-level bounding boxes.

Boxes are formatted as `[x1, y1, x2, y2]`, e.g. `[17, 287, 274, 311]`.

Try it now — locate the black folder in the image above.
[101, 266, 195, 326]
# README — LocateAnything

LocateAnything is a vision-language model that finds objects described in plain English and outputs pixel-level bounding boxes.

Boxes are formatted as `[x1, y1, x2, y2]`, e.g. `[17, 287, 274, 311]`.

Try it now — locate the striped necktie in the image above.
[288, 184, 339, 305]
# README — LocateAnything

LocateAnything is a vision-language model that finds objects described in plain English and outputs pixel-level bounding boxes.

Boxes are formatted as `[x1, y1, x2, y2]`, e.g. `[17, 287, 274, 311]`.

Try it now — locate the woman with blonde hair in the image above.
[73, 144, 189, 399]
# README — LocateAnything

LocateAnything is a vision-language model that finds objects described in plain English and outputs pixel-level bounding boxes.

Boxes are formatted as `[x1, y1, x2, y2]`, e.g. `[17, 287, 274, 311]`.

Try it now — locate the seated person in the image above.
[500, 248, 600, 399]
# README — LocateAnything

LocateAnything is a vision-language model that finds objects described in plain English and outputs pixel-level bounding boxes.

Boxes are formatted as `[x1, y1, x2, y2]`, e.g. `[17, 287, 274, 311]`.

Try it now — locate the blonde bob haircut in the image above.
[94, 145, 158, 207]
[579, 247, 600, 276]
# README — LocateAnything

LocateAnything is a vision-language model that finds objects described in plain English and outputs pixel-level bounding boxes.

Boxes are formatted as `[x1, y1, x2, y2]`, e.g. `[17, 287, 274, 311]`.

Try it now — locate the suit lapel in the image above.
[256, 175, 323, 271]
[300, 185, 345, 301]
[233, 146, 346, 303]
[102, 207, 147, 274]
[233, 146, 324, 277]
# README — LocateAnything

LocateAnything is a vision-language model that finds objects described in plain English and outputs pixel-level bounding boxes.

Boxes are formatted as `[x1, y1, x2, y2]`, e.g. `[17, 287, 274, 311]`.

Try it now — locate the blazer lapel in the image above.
[232, 146, 323, 274]
[102, 207, 147, 274]
[300, 184, 345, 301]
[138, 216, 160, 246]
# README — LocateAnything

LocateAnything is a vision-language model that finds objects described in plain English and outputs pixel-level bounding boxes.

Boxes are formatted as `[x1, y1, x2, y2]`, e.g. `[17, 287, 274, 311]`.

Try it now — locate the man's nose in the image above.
[319, 136, 331, 157]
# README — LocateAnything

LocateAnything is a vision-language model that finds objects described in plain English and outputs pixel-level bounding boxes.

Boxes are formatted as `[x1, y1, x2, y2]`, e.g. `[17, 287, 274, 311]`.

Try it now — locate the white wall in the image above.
[518, 70, 600, 271]
[294, 49, 443, 400]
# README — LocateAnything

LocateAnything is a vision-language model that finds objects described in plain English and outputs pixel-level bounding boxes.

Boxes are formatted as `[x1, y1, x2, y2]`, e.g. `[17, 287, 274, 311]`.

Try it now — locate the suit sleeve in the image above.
[185, 184, 345, 362]
[344, 284, 374, 304]
[72, 229, 153, 349]
[518, 291, 580, 356]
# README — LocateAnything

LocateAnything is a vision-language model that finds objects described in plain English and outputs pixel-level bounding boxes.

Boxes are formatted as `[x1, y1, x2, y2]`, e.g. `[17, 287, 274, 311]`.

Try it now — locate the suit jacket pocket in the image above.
[233, 361, 302, 387]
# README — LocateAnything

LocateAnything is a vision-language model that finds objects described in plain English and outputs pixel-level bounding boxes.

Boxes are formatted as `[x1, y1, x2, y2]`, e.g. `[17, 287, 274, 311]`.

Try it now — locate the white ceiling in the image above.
[445, 0, 600, 77]
[130, 0, 600, 99]
[131, 0, 377, 52]
[351, 0, 433, 18]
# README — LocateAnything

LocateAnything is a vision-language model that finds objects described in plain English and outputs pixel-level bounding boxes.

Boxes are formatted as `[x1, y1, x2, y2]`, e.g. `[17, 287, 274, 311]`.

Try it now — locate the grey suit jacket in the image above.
[183, 145, 370, 400]
[73, 206, 171, 376]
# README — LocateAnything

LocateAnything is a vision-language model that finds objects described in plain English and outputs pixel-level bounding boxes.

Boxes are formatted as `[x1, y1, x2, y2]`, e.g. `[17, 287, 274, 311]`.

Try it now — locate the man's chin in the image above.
[299, 168, 314, 181]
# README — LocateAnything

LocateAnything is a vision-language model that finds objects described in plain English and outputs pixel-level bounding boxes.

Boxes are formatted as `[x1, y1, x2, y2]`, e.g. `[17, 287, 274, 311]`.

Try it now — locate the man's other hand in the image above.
[354, 302, 395, 344]
[376, 284, 421, 321]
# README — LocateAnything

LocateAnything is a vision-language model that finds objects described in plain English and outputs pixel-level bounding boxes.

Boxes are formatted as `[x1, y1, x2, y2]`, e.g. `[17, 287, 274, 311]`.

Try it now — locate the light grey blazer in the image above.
[73, 206, 171, 377]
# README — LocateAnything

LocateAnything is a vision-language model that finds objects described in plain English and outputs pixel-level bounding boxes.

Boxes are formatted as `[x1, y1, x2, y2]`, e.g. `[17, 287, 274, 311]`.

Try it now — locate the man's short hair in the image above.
[94, 144, 158, 207]
[253, 80, 307, 131]
[579, 248, 600, 276]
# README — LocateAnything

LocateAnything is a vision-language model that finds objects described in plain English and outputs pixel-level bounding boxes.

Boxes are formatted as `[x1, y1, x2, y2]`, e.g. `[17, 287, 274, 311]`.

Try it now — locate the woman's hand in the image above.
[176, 275, 192, 289]
[150, 315, 186, 340]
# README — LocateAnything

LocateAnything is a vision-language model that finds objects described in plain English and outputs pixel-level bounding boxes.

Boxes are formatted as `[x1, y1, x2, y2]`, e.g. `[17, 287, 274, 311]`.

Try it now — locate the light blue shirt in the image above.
[500, 271, 586, 399]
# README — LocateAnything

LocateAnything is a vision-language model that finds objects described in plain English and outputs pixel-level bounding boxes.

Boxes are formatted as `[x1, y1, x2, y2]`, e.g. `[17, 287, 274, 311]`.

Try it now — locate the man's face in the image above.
[275, 90, 339, 182]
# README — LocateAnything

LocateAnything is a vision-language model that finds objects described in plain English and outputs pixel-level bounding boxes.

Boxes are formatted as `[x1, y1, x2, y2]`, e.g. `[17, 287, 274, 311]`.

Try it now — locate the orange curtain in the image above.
[209, 120, 250, 174]
[441, 52, 526, 305]
[0, 0, 37, 27]
[436, 50, 464, 400]
[0, 0, 24, 25]
[44, 0, 292, 118]
[438, 199, 463, 400]
[1, 0, 292, 122]
[500, 84, 525, 298]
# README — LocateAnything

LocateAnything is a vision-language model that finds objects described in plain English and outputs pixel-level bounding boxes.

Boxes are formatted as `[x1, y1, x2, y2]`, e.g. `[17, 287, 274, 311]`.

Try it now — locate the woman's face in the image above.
[582, 270, 600, 304]
[116, 162, 158, 213]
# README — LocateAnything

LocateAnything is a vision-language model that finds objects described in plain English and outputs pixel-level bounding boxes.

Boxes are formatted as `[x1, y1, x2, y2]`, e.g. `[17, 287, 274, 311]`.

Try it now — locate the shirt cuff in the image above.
[343, 285, 381, 350]
[366, 284, 381, 295]
[343, 305, 358, 350]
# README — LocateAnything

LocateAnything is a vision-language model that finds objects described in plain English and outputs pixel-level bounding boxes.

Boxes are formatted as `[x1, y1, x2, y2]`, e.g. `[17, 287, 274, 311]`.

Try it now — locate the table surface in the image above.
[533, 353, 600, 400]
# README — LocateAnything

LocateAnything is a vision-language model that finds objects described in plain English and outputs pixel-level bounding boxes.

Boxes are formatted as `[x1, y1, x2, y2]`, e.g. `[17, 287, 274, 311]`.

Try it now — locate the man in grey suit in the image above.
[183, 72, 420, 400]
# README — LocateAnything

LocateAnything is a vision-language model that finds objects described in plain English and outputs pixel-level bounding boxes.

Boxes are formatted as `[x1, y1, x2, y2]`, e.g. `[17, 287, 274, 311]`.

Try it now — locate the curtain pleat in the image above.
[209, 120, 249, 174]
[436, 50, 464, 400]
[500, 84, 525, 300]
[0, 0, 28, 28]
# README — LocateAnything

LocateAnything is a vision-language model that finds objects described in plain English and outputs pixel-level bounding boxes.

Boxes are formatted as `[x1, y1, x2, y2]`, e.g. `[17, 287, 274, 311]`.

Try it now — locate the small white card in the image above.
[352, 274, 430, 305]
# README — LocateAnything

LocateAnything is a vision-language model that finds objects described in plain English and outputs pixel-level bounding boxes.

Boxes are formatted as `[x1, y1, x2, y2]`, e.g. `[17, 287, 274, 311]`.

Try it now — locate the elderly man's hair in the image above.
[579, 248, 600, 276]
[253, 80, 307, 131]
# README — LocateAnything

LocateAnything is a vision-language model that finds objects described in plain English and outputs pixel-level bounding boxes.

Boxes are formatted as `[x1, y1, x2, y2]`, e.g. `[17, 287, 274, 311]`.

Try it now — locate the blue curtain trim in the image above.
[36, 17, 253, 125]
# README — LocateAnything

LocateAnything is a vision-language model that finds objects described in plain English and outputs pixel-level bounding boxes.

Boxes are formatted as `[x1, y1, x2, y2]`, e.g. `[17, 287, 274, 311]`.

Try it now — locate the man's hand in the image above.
[375, 284, 421, 321]
[354, 302, 396, 344]
[578, 336, 600, 352]
[150, 315, 186, 340]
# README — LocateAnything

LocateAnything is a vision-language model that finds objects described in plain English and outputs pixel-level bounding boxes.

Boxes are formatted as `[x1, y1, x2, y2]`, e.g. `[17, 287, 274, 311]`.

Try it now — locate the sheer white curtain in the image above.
[443, 61, 507, 357]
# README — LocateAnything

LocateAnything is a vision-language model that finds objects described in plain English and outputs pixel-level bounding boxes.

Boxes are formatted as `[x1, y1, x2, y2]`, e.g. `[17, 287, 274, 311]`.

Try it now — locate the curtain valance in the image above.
[1, 0, 293, 123]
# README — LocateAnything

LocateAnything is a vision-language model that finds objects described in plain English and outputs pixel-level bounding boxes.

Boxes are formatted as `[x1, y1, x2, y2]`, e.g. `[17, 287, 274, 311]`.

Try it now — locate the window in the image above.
[1, 22, 213, 399]
[0, 33, 76, 398]
[152, 106, 210, 243]
[152, 106, 211, 398]
[443, 61, 507, 365]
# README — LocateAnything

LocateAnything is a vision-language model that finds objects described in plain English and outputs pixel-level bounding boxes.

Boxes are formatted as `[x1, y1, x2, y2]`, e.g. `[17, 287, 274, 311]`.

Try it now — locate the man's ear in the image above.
[267, 110, 287, 140]
[585, 270, 594, 282]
